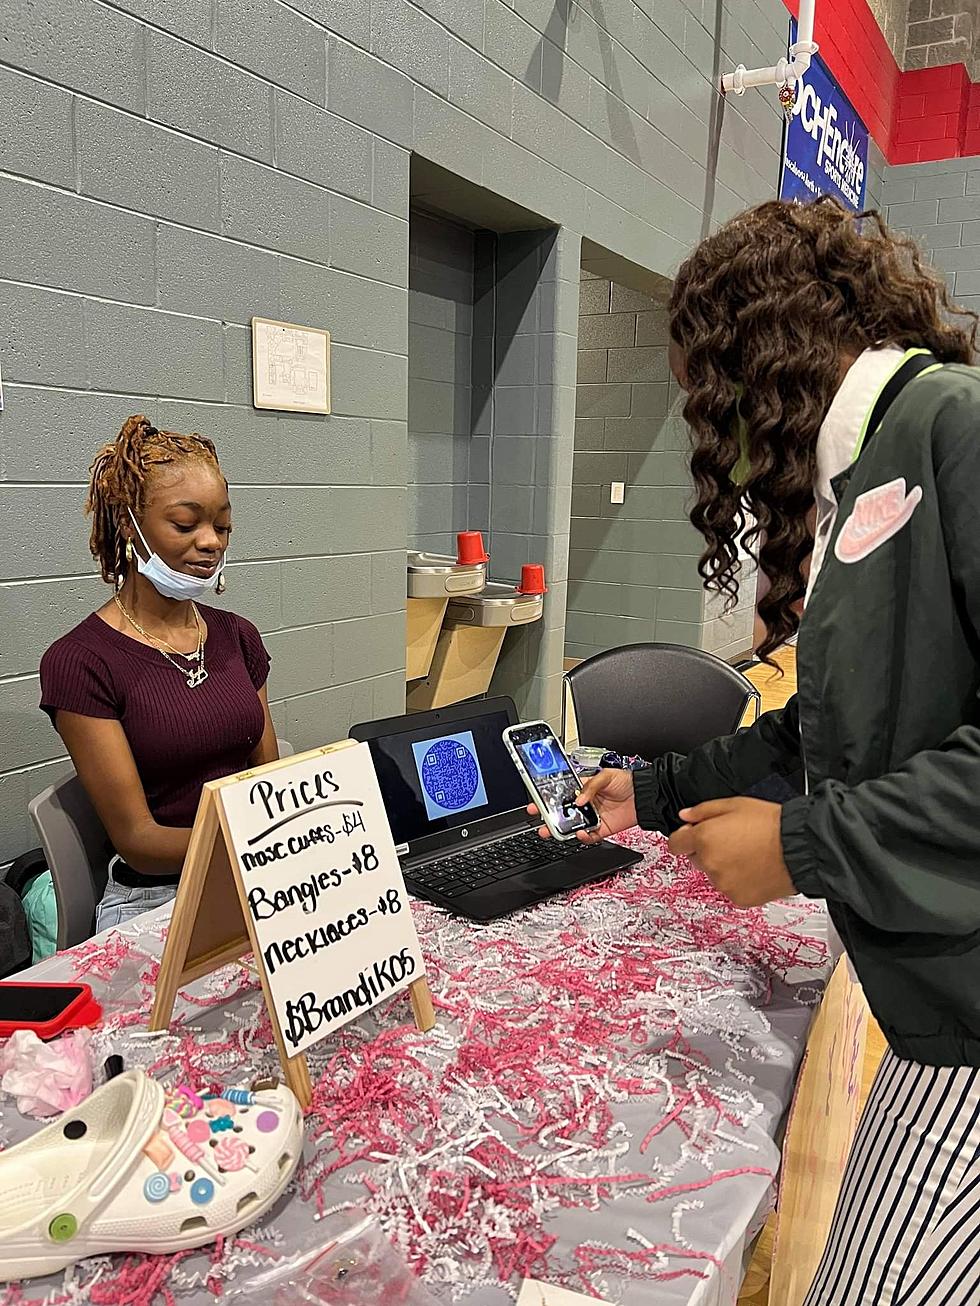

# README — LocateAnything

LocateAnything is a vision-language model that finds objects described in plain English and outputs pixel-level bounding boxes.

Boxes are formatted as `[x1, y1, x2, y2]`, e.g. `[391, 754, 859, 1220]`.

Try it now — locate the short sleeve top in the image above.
[39, 605, 271, 828]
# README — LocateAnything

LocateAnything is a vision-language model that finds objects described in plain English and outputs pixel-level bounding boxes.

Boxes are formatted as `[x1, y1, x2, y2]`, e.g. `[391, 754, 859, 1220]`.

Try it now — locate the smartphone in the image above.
[0, 982, 101, 1039]
[502, 721, 601, 841]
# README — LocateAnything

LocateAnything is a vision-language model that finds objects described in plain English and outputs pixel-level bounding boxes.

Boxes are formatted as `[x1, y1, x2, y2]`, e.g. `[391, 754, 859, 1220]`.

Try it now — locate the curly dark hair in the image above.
[669, 197, 978, 662]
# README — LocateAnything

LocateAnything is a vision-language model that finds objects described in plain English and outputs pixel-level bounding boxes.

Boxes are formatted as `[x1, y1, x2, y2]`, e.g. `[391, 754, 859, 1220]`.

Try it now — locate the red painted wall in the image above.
[781, 0, 979, 164]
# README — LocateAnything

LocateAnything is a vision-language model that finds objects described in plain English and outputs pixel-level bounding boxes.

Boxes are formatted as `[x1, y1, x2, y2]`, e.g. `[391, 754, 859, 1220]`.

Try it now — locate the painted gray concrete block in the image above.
[324, 487, 406, 554]
[280, 259, 407, 356]
[372, 420, 409, 485]
[373, 140, 410, 217]
[76, 100, 220, 232]
[372, 552, 407, 615]
[265, 622, 334, 700]
[628, 449, 691, 485]
[573, 451, 628, 485]
[288, 0, 371, 44]
[931, 245, 980, 273]
[414, 87, 488, 188]
[109, 0, 212, 43]
[283, 676, 375, 754]
[371, 0, 450, 96]
[576, 383, 632, 419]
[939, 195, 980, 224]
[1, 0, 146, 114]
[574, 418, 605, 449]
[330, 194, 408, 287]
[220, 154, 330, 265]
[409, 484, 454, 536]
[158, 400, 280, 484]
[913, 171, 968, 201]
[0, 178, 154, 305]
[910, 222, 963, 250]
[578, 312, 636, 349]
[968, 172, 980, 197]
[955, 269, 980, 296]
[606, 347, 669, 384]
[494, 437, 537, 485]
[157, 226, 280, 326]
[85, 301, 225, 401]
[333, 612, 406, 682]
[0, 757, 75, 865]
[629, 382, 671, 418]
[147, 29, 274, 163]
[0, 387, 150, 481]
[0, 488, 92, 582]
[373, 670, 407, 719]
[484, 0, 543, 92]
[0, 575, 104, 679]
[279, 414, 374, 486]
[414, 0, 485, 50]
[276, 92, 374, 204]
[210, 560, 283, 633]
[961, 219, 980, 245]
[576, 350, 608, 383]
[327, 39, 415, 146]
[215, 0, 326, 102]
[0, 67, 74, 188]
[448, 37, 513, 136]
[634, 309, 671, 346]
[617, 584, 660, 621]
[603, 415, 679, 452]
[655, 618, 702, 647]
[655, 587, 704, 623]
[0, 283, 88, 390]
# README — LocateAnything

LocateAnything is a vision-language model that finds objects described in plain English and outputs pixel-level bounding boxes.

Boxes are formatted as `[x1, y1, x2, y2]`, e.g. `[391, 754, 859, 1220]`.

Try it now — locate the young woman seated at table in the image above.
[39, 416, 278, 931]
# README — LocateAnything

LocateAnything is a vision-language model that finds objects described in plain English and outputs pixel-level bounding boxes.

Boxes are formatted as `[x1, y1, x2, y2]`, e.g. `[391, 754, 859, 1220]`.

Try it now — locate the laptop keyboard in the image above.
[407, 829, 585, 900]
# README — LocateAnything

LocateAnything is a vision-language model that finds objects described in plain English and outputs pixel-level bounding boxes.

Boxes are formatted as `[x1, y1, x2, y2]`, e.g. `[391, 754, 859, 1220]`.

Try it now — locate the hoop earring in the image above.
[125, 539, 134, 564]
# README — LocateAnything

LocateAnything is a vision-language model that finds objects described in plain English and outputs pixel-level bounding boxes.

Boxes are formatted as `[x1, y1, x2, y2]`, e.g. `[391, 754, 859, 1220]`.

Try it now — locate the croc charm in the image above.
[778, 80, 797, 119]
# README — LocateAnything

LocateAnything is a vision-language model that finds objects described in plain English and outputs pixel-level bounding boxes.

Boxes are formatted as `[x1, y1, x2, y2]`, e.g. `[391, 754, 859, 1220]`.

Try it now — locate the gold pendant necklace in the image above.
[113, 596, 209, 689]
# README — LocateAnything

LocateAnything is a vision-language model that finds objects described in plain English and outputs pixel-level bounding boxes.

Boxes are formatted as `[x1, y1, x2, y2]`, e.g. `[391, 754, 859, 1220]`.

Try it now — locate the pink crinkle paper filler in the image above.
[0, 1027, 94, 1117]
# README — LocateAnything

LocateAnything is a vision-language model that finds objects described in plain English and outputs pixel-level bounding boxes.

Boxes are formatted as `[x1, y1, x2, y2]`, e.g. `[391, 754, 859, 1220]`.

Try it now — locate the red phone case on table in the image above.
[0, 982, 103, 1038]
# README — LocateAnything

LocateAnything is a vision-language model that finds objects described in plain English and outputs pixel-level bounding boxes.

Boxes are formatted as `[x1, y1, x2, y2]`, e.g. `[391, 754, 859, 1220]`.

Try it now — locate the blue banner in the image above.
[780, 19, 869, 211]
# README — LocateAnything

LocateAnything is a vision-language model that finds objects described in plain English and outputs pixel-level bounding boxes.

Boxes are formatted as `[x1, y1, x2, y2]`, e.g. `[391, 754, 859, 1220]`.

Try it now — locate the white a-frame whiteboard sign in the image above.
[218, 741, 429, 1058]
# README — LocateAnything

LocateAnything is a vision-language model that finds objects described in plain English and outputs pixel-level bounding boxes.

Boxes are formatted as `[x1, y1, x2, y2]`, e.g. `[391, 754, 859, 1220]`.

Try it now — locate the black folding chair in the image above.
[562, 642, 760, 758]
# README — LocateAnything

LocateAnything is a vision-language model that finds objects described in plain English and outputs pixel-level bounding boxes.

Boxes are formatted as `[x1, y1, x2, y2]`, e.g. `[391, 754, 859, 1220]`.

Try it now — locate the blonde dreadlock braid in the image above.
[86, 415, 222, 586]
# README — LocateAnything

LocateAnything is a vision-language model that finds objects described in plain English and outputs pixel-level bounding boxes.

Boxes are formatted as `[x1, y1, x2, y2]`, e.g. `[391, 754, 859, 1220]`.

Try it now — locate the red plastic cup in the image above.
[456, 531, 489, 564]
[517, 563, 548, 595]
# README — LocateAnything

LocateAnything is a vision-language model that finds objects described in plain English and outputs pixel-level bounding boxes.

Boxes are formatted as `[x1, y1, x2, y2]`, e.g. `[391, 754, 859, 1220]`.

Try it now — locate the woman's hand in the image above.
[528, 767, 638, 843]
[668, 798, 796, 906]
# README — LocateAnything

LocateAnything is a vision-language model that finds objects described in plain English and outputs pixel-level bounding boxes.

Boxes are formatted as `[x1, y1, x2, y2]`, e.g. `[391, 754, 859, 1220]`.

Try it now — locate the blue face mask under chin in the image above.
[127, 509, 225, 602]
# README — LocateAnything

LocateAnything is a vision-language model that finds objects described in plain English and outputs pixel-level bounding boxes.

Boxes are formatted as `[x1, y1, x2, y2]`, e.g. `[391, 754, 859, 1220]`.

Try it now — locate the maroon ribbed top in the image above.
[40, 606, 271, 828]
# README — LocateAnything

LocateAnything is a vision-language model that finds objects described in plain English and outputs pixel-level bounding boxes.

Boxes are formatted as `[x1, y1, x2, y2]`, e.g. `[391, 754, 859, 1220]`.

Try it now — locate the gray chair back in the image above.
[28, 737, 295, 949]
[563, 642, 760, 759]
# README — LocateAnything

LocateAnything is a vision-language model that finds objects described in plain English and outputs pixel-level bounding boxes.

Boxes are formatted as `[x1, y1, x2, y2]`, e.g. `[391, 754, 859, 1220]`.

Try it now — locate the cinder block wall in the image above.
[407, 212, 475, 556]
[1, 0, 803, 860]
[882, 155, 980, 311]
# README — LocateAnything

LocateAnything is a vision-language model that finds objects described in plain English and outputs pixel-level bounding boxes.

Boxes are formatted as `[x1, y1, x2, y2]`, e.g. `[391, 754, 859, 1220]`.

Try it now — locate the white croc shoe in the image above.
[0, 1070, 303, 1281]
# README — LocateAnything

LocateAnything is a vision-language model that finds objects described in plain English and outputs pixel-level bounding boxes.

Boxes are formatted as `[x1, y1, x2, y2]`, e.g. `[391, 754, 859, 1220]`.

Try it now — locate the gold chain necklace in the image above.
[113, 596, 209, 689]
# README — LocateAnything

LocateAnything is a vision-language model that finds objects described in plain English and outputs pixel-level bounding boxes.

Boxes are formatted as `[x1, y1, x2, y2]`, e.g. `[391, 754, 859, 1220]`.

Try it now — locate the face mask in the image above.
[128, 509, 225, 601]
[731, 383, 751, 488]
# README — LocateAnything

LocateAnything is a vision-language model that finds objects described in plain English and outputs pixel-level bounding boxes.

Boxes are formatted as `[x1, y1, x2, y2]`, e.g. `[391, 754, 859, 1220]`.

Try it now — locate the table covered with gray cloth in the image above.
[0, 828, 832, 1305]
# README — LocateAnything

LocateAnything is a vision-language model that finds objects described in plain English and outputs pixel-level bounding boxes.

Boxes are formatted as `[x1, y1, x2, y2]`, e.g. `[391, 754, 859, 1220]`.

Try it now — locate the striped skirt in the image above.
[803, 1047, 980, 1305]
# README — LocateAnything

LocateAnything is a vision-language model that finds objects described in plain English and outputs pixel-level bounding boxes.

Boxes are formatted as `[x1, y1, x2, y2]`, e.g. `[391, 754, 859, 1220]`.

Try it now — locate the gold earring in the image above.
[125, 539, 134, 564]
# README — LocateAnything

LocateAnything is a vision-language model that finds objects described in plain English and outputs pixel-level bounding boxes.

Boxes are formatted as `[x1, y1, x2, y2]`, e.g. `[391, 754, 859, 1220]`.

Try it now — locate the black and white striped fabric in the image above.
[803, 1048, 980, 1305]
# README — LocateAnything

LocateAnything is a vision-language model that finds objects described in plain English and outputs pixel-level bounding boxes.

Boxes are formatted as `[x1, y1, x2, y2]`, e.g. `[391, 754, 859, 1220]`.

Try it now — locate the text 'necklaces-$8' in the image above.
[113, 595, 209, 689]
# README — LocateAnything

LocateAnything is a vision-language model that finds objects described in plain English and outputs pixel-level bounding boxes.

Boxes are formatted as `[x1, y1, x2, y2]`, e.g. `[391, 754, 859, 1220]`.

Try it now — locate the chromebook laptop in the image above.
[350, 696, 640, 922]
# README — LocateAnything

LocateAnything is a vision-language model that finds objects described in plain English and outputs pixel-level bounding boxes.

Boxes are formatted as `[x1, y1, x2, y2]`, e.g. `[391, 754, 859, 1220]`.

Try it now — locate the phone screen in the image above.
[0, 984, 85, 1025]
[512, 726, 599, 836]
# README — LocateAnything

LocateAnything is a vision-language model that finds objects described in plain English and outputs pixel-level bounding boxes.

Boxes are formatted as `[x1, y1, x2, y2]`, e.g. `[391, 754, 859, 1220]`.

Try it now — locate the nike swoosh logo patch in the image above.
[834, 478, 923, 565]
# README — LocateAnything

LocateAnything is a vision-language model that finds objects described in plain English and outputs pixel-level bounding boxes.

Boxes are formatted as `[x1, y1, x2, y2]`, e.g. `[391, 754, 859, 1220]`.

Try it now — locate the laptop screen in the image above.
[353, 702, 529, 849]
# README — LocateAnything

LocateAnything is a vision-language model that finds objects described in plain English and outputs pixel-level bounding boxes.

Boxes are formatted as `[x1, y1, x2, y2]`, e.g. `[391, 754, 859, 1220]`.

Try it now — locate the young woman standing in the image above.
[40, 416, 278, 930]
[537, 199, 980, 1303]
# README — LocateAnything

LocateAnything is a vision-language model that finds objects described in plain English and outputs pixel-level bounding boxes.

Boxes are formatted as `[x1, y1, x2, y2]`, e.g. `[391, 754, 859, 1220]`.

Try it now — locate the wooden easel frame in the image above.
[149, 741, 435, 1108]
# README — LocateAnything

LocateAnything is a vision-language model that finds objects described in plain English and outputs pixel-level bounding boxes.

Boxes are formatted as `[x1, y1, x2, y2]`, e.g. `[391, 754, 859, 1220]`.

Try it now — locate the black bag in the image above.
[0, 849, 47, 978]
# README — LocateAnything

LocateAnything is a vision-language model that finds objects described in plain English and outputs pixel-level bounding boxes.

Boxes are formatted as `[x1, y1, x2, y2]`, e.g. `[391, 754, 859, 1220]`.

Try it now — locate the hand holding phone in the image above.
[502, 721, 601, 841]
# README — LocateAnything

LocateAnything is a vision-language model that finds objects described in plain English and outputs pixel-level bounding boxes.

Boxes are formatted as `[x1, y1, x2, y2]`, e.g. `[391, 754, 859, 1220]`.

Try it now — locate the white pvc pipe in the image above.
[721, 0, 818, 96]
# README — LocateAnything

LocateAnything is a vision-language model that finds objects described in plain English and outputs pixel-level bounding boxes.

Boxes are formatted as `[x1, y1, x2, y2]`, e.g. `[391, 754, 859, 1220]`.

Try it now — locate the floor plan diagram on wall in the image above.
[251, 317, 331, 413]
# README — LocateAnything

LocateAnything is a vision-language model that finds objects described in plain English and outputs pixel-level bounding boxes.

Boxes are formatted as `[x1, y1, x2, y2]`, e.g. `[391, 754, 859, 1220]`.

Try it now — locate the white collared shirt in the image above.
[805, 344, 906, 605]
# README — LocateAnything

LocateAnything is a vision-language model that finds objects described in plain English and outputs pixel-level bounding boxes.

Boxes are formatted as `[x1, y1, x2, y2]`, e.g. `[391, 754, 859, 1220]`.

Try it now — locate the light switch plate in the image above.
[610, 481, 625, 504]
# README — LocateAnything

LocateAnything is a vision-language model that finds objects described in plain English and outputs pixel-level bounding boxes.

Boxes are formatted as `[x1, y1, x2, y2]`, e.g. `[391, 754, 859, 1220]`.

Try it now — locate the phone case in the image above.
[502, 723, 596, 842]
[0, 982, 102, 1039]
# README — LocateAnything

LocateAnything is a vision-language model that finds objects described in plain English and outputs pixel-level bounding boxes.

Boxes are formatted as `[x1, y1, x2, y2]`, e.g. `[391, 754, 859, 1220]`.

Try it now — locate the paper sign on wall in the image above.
[219, 742, 426, 1057]
[150, 740, 434, 1106]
